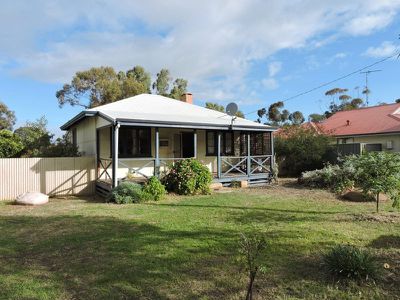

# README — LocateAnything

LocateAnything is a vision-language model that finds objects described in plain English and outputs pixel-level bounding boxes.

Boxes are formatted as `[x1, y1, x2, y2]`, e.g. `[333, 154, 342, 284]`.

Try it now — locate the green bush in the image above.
[162, 158, 212, 195]
[142, 176, 166, 201]
[275, 125, 336, 176]
[323, 244, 380, 282]
[107, 182, 143, 204]
[299, 162, 355, 193]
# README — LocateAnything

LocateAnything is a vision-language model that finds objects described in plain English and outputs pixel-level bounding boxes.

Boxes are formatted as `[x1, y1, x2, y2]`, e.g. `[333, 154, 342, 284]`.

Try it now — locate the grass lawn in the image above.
[0, 181, 399, 299]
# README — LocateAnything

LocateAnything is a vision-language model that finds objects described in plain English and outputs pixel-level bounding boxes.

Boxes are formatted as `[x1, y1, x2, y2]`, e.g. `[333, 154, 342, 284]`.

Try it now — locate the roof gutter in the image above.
[117, 118, 275, 132]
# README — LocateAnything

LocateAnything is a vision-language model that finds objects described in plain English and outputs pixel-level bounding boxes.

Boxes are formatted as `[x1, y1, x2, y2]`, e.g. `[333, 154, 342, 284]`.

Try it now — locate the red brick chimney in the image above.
[180, 93, 193, 104]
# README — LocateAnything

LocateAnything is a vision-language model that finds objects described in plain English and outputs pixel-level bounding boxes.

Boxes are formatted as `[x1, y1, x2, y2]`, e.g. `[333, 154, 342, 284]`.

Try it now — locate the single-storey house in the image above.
[61, 93, 275, 193]
[320, 103, 400, 155]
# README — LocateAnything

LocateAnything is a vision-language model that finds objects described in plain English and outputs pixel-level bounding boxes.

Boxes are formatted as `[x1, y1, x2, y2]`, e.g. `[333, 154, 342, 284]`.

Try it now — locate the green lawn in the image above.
[0, 182, 399, 299]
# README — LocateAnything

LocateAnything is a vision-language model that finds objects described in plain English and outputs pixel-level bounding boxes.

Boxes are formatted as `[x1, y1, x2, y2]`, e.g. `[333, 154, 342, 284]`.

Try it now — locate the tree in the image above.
[205, 102, 245, 118]
[289, 111, 305, 125]
[126, 65, 151, 93]
[152, 68, 171, 96]
[323, 87, 364, 118]
[42, 133, 80, 157]
[309, 113, 326, 123]
[205, 102, 224, 112]
[57, 66, 151, 108]
[14, 117, 52, 157]
[257, 102, 302, 125]
[0, 130, 23, 158]
[275, 126, 335, 176]
[169, 78, 188, 100]
[0, 101, 16, 130]
[238, 233, 267, 300]
[347, 152, 400, 212]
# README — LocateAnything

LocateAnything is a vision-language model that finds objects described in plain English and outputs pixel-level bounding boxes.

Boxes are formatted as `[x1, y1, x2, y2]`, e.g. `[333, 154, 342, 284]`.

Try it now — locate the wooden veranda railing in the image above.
[119, 157, 186, 179]
[97, 157, 112, 181]
[220, 155, 272, 178]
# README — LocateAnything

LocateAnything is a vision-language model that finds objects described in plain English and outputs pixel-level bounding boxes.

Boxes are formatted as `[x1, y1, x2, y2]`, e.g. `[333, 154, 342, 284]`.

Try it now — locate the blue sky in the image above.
[0, 1, 400, 136]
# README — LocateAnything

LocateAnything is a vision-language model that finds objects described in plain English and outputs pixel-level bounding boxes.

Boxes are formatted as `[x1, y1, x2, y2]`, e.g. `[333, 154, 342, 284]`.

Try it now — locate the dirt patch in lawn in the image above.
[348, 213, 400, 224]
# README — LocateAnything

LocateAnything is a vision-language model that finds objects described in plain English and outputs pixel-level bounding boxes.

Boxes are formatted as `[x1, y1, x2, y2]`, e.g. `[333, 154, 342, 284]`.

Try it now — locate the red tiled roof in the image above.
[321, 103, 400, 136]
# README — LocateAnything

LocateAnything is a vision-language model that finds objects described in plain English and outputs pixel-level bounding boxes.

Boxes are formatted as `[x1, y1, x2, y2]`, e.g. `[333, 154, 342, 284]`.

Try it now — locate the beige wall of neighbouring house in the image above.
[0, 157, 96, 200]
[336, 134, 400, 152]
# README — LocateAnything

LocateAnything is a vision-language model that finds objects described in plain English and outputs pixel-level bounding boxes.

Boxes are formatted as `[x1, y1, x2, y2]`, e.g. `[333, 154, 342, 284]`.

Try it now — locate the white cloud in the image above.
[364, 41, 399, 58]
[334, 52, 347, 59]
[262, 78, 279, 90]
[0, 0, 399, 103]
[268, 61, 282, 77]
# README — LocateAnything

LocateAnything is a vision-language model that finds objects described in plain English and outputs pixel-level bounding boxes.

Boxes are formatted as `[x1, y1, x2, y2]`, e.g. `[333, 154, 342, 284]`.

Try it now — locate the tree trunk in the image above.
[376, 192, 380, 213]
[245, 272, 256, 300]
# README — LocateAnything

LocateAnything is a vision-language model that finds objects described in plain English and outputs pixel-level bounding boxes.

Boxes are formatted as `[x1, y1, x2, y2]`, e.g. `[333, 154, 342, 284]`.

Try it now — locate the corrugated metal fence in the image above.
[0, 157, 96, 200]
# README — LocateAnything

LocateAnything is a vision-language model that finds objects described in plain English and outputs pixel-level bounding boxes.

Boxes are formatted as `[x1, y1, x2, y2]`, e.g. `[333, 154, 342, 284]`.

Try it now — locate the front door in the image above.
[181, 132, 194, 158]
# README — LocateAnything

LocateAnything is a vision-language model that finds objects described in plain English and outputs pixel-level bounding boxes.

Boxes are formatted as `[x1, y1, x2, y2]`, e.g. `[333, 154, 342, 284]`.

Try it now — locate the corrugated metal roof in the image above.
[321, 103, 400, 136]
[61, 94, 273, 131]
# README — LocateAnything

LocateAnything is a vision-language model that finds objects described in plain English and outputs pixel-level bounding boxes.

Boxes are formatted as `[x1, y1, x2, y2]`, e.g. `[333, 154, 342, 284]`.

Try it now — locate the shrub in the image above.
[299, 161, 355, 193]
[275, 125, 336, 176]
[107, 182, 143, 204]
[0, 129, 24, 158]
[238, 233, 268, 300]
[162, 158, 212, 195]
[323, 244, 380, 283]
[142, 176, 166, 201]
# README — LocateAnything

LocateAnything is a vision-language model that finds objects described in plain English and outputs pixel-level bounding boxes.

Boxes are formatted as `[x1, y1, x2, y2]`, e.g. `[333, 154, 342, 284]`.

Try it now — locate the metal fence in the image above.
[0, 157, 96, 200]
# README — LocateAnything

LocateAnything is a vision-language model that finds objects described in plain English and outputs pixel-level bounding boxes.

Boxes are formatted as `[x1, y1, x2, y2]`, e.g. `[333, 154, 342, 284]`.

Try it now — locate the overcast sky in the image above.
[1, 0, 400, 134]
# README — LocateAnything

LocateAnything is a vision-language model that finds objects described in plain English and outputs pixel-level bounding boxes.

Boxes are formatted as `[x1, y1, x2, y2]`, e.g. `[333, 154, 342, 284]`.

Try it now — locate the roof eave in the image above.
[60, 111, 115, 130]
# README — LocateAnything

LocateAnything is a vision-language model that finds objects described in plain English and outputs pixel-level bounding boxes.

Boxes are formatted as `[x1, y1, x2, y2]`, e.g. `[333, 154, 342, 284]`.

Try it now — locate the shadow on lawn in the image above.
[0, 215, 246, 299]
[146, 202, 342, 216]
[0, 213, 328, 300]
[368, 235, 400, 249]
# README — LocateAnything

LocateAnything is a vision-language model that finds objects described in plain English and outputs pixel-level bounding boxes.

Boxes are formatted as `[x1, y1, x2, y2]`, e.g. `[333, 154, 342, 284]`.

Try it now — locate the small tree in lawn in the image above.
[348, 152, 400, 212]
[238, 233, 267, 300]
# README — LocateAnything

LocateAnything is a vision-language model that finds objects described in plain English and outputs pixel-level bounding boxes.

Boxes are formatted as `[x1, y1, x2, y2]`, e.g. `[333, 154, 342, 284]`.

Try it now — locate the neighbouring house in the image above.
[320, 103, 400, 155]
[61, 93, 275, 194]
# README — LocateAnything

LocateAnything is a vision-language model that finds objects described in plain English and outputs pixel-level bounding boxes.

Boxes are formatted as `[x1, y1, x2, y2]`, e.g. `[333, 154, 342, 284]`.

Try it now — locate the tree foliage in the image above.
[12, 117, 79, 158]
[346, 152, 400, 212]
[14, 117, 52, 157]
[152, 68, 172, 96]
[169, 78, 188, 100]
[238, 233, 268, 300]
[56, 66, 188, 108]
[309, 113, 326, 123]
[0, 101, 16, 130]
[257, 101, 303, 126]
[205, 102, 245, 118]
[0, 129, 24, 158]
[309, 87, 365, 120]
[41, 133, 80, 157]
[275, 126, 335, 176]
[288, 111, 305, 125]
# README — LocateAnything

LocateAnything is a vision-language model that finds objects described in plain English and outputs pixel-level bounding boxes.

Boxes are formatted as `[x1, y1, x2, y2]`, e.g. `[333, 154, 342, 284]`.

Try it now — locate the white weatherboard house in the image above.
[61, 93, 275, 194]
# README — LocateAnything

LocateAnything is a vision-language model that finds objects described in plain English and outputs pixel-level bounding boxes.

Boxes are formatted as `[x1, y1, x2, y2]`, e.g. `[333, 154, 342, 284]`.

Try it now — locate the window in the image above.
[206, 131, 234, 156]
[119, 127, 151, 158]
[240, 132, 271, 156]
